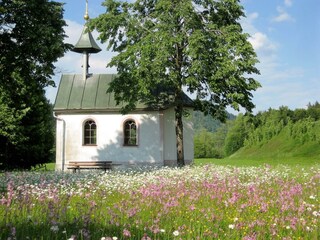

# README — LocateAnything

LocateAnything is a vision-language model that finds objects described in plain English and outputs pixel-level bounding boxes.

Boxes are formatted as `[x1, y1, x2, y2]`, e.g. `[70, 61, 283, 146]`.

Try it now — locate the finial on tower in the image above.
[84, 0, 89, 21]
[72, 0, 101, 81]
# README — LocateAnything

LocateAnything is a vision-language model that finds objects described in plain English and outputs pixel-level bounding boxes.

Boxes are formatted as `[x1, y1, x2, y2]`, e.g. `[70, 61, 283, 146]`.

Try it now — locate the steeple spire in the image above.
[84, 0, 89, 22]
[72, 0, 101, 80]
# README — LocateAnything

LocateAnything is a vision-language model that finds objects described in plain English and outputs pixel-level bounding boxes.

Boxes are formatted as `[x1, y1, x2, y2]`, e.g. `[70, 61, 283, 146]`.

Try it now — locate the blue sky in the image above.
[47, 0, 320, 114]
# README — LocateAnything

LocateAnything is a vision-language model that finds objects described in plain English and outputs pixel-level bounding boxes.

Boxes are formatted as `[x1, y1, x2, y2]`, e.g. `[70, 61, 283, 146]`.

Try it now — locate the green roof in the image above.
[53, 74, 193, 112]
[71, 26, 101, 54]
[54, 74, 119, 111]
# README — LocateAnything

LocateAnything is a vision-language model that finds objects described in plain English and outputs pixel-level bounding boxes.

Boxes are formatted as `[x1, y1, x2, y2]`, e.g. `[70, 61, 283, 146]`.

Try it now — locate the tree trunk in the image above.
[175, 103, 185, 167]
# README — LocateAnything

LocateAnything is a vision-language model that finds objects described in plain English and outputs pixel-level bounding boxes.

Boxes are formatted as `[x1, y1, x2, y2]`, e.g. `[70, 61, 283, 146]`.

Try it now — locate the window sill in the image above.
[123, 144, 138, 147]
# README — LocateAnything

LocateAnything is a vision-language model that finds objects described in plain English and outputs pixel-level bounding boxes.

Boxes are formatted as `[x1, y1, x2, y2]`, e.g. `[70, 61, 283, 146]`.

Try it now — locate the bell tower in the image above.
[71, 0, 101, 80]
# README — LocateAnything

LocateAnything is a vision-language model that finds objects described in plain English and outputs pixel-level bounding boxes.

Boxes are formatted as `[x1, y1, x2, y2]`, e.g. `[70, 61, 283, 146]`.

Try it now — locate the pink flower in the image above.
[123, 229, 131, 238]
[141, 233, 151, 240]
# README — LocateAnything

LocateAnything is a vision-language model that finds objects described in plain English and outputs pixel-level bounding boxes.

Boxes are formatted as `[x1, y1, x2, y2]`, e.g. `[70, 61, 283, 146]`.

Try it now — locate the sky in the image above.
[47, 0, 320, 114]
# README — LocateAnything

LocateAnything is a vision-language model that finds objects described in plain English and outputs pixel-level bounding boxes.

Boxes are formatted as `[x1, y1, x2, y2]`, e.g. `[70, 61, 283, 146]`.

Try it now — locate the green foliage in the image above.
[90, 0, 260, 165]
[244, 104, 320, 148]
[224, 114, 252, 156]
[288, 118, 320, 144]
[195, 103, 320, 160]
[193, 111, 234, 158]
[0, 0, 71, 169]
[225, 103, 320, 160]
[245, 108, 288, 147]
[194, 128, 223, 158]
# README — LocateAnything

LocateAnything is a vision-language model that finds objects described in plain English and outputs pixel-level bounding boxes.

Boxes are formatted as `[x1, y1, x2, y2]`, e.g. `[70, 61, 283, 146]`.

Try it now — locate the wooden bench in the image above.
[67, 161, 113, 173]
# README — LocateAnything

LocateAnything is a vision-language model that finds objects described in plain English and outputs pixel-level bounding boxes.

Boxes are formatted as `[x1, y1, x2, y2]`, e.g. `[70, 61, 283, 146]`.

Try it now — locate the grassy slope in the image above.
[195, 131, 320, 167]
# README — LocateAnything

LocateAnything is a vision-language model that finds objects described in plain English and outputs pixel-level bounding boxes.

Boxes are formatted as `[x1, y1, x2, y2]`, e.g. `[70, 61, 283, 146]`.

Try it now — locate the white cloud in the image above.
[249, 32, 277, 52]
[248, 12, 259, 20]
[272, 7, 295, 22]
[64, 20, 84, 45]
[241, 12, 259, 34]
[238, 9, 314, 113]
[253, 74, 320, 113]
[241, 13, 277, 57]
[284, 0, 293, 7]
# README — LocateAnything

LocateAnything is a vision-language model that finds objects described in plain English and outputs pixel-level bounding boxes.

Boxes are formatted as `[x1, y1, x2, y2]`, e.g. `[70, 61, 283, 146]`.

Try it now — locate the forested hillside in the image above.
[194, 102, 320, 160]
[225, 103, 320, 160]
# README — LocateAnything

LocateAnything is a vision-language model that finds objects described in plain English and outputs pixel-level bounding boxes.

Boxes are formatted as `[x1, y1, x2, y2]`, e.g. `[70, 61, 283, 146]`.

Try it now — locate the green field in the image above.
[194, 157, 320, 167]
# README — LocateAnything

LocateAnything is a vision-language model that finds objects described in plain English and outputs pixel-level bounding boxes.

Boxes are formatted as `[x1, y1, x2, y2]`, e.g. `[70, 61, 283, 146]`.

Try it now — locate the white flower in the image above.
[112, 237, 118, 240]
[228, 224, 235, 229]
[234, 217, 239, 222]
[309, 195, 316, 200]
[50, 225, 59, 233]
[173, 230, 179, 236]
[286, 226, 290, 230]
[68, 235, 76, 240]
[312, 211, 319, 217]
[160, 229, 166, 233]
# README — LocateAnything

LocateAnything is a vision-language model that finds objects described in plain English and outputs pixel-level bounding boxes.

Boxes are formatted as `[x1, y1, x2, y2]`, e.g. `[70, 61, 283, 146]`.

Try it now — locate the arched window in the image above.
[124, 119, 137, 146]
[84, 120, 97, 145]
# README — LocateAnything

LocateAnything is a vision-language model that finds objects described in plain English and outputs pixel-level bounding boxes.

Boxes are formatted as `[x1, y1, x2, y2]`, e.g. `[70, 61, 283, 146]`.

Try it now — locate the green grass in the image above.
[194, 157, 320, 167]
[30, 162, 55, 171]
[44, 162, 55, 171]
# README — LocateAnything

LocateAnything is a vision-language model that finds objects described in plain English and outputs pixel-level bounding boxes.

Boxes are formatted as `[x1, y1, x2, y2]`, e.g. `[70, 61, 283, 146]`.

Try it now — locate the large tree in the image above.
[0, 0, 71, 169]
[90, 0, 260, 166]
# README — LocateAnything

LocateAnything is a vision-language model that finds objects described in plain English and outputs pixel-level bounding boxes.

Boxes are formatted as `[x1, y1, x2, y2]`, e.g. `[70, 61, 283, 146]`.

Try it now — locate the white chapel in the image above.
[53, 2, 194, 171]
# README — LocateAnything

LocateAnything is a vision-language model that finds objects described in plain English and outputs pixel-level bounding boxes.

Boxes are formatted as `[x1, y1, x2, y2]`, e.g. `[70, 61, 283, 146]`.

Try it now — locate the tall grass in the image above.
[0, 164, 319, 239]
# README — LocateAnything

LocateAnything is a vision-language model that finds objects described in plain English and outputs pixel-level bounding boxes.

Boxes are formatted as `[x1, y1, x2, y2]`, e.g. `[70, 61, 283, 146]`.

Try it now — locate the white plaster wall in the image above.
[55, 117, 64, 171]
[55, 108, 194, 170]
[55, 112, 164, 170]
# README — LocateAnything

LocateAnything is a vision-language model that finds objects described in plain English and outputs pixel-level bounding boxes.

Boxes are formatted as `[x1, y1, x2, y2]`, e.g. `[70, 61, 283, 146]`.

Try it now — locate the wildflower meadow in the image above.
[0, 164, 319, 239]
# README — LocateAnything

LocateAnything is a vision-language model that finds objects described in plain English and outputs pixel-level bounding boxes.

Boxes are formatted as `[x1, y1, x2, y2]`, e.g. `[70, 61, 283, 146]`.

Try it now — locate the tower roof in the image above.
[71, 0, 101, 54]
[71, 25, 102, 54]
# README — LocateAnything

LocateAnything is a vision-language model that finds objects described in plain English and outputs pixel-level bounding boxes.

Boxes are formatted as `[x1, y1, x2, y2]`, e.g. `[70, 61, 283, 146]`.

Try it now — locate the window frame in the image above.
[83, 119, 97, 146]
[123, 119, 138, 146]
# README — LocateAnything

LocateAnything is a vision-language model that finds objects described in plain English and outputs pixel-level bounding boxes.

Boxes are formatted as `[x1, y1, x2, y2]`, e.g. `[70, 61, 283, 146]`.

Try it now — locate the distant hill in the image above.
[193, 111, 236, 133]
